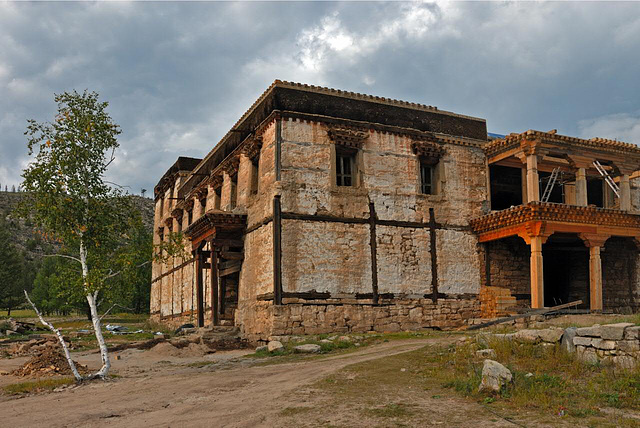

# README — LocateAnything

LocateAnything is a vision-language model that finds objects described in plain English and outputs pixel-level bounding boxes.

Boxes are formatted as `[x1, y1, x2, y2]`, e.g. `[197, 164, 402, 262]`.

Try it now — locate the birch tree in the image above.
[20, 90, 133, 379]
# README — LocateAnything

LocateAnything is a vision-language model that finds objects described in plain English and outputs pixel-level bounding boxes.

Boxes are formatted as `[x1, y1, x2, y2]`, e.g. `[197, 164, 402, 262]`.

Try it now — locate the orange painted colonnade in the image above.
[471, 202, 640, 310]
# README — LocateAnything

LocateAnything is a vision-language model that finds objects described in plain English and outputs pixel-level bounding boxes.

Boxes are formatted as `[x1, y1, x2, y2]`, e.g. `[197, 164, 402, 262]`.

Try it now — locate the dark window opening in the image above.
[214, 187, 221, 210]
[542, 234, 589, 308]
[489, 165, 523, 210]
[587, 178, 604, 208]
[336, 149, 356, 187]
[251, 159, 259, 195]
[420, 162, 434, 195]
[187, 210, 193, 225]
[230, 174, 238, 209]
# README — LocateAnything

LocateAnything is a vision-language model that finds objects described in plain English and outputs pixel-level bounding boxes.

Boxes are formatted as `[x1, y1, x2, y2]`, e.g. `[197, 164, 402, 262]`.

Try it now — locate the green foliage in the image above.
[0, 216, 33, 315]
[31, 256, 84, 316]
[20, 90, 133, 296]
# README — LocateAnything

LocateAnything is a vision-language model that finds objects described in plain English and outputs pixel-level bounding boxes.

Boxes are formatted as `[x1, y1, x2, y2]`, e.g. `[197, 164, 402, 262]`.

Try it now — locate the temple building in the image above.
[151, 81, 640, 340]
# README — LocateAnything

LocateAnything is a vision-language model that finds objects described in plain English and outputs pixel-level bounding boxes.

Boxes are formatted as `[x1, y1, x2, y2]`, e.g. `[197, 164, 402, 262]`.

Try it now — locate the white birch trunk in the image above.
[24, 290, 83, 381]
[80, 239, 111, 378]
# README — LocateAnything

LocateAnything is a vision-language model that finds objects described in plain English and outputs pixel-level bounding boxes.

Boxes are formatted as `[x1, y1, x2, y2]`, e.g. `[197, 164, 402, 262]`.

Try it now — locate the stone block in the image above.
[561, 327, 577, 353]
[294, 344, 321, 353]
[613, 355, 637, 370]
[624, 326, 640, 340]
[592, 338, 616, 350]
[538, 328, 564, 343]
[573, 336, 593, 347]
[476, 349, 497, 359]
[514, 329, 540, 343]
[576, 325, 601, 337]
[601, 323, 635, 341]
[478, 360, 512, 393]
[617, 340, 640, 353]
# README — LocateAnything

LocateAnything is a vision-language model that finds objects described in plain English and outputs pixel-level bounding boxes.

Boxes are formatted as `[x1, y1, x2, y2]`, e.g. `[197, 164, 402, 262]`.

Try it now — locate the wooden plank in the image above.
[212, 238, 244, 248]
[220, 260, 241, 270]
[467, 300, 583, 330]
[220, 251, 243, 260]
[220, 264, 241, 277]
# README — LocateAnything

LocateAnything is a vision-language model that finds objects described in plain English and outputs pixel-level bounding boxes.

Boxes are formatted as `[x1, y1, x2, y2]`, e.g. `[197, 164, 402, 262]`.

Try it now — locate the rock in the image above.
[576, 347, 599, 364]
[624, 326, 640, 340]
[476, 349, 497, 359]
[573, 336, 592, 347]
[255, 345, 268, 352]
[267, 341, 284, 352]
[575, 325, 601, 337]
[338, 336, 351, 342]
[6, 330, 18, 336]
[320, 339, 332, 344]
[514, 329, 540, 343]
[478, 360, 512, 393]
[617, 340, 640, 353]
[561, 327, 577, 353]
[600, 323, 635, 341]
[294, 344, 321, 353]
[327, 335, 337, 340]
[613, 355, 637, 370]
[525, 372, 533, 378]
[592, 338, 616, 350]
[538, 328, 564, 343]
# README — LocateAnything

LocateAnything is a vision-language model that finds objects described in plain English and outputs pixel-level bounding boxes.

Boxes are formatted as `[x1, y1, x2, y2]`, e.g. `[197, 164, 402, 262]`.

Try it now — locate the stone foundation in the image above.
[574, 323, 640, 368]
[236, 298, 480, 342]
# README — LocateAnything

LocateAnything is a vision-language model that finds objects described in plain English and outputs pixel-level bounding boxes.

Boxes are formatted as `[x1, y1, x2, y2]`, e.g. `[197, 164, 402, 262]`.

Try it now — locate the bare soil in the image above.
[0, 336, 536, 427]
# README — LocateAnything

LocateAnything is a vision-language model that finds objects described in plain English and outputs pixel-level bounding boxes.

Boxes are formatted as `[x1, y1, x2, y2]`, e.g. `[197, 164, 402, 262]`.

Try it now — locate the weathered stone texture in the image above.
[436, 229, 481, 294]
[240, 224, 273, 299]
[376, 226, 432, 295]
[281, 219, 371, 294]
[602, 237, 640, 313]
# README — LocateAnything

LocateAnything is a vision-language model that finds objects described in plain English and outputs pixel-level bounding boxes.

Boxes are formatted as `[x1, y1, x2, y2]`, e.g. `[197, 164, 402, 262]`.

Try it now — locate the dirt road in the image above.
[1, 338, 518, 427]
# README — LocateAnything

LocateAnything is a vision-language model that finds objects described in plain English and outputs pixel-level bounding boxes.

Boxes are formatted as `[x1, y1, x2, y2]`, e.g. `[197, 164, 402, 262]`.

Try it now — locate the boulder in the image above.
[294, 344, 321, 354]
[573, 336, 592, 347]
[561, 327, 577, 353]
[600, 323, 635, 341]
[338, 336, 351, 342]
[320, 339, 333, 344]
[575, 325, 601, 337]
[476, 349, 497, 359]
[267, 340, 284, 352]
[255, 345, 268, 353]
[538, 328, 564, 343]
[478, 360, 512, 393]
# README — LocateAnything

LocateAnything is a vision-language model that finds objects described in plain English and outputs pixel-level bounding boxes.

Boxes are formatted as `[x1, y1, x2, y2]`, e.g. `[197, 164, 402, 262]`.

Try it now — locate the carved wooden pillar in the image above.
[580, 234, 609, 312]
[526, 154, 540, 203]
[576, 168, 588, 206]
[620, 174, 631, 211]
[236, 154, 253, 208]
[529, 235, 545, 308]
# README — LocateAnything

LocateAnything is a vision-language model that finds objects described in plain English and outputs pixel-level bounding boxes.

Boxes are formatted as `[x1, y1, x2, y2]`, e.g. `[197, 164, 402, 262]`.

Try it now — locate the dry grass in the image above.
[2, 377, 75, 395]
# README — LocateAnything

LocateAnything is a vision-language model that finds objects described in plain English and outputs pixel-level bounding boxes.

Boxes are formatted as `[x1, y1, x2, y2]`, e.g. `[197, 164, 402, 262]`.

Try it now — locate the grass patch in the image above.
[2, 377, 75, 395]
[0, 309, 36, 319]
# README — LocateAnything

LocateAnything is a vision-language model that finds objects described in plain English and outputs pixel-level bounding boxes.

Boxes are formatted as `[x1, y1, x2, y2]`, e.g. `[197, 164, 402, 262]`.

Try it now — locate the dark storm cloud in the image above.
[1, 1, 640, 193]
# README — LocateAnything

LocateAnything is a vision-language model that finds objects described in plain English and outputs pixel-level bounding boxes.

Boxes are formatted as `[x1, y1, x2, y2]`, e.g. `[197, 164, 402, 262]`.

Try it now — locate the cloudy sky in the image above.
[1, 1, 640, 194]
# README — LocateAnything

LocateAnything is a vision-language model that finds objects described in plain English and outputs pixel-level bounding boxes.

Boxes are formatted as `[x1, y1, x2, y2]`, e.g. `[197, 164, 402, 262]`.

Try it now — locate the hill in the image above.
[0, 191, 155, 261]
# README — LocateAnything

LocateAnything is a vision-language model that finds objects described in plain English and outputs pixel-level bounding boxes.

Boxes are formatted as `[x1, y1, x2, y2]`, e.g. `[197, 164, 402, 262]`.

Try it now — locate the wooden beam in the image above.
[220, 251, 243, 260]
[219, 264, 242, 277]
[195, 248, 204, 328]
[467, 300, 583, 330]
[369, 202, 379, 305]
[273, 195, 283, 305]
[429, 208, 439, 303]
[211, 246, 219, 326]
[220, 260, 241, 270]
[212, 238, 244, 248]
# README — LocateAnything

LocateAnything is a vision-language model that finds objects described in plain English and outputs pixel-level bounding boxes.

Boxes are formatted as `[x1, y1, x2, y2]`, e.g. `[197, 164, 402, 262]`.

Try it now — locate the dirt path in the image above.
[0, 337, 517, 427]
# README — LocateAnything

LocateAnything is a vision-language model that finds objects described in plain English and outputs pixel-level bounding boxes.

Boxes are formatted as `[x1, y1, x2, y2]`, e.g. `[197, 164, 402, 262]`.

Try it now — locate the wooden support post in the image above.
[368, 202, 379, 305]
[589, 246, 603, 311]
[529, 235, 544, 309]
[620, 174, 631, 211]
[579, 233, 608, 312]
[195, 247, 205, 327]
[576, 168, 588, 206]
[429, 208, 439, 303]
[210, 243, 219, 326]
[526, 154, 540, 202]
[273, 195, 282, 305]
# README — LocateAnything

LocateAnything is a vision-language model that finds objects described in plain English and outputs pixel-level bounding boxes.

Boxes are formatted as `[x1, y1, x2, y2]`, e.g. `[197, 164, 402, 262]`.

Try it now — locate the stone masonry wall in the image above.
[485, 237, 530, 307]
[602, 237, 640, 313]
